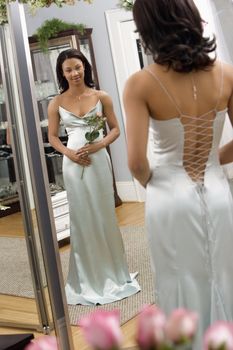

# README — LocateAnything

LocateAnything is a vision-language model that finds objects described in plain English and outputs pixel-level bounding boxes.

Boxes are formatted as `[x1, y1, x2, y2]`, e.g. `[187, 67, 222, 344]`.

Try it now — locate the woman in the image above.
[123, 0, 233, 347]
[48, 49, 140, 305]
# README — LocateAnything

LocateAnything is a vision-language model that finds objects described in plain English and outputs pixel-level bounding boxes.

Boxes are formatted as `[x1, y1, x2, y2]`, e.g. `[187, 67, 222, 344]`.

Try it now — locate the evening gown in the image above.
[144, 65, 233, 349]
[59, 100, 140, 305]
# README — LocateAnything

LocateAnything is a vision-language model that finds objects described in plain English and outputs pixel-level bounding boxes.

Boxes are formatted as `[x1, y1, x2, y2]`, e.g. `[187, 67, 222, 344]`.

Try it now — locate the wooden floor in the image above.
[0, 202, 145, 349]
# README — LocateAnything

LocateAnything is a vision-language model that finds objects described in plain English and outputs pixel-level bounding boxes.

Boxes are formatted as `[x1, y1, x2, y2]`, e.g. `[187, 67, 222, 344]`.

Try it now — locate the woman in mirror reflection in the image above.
[124, 0, 233, 348]
[48, 49, 140, 305]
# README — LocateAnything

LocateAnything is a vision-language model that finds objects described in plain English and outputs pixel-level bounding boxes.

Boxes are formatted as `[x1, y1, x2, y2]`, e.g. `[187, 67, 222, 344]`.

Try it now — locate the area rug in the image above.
[0, 226, 154, 325]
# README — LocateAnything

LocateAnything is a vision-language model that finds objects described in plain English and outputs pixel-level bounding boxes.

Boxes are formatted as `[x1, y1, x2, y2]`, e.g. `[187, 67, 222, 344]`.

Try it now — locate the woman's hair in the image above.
[133, 0, 216, 72]
[56, 48, 95, 93]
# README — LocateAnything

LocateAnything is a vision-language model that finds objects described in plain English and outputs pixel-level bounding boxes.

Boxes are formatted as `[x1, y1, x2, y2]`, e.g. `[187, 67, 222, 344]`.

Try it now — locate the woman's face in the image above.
[62, 58, 85, 86]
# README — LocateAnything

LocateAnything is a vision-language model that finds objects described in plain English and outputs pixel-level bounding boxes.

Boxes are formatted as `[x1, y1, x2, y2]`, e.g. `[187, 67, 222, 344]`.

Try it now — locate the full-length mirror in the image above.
[0, 0, 233, 349]
[0, 23, 54, 333]
[0, 3, 73, 348]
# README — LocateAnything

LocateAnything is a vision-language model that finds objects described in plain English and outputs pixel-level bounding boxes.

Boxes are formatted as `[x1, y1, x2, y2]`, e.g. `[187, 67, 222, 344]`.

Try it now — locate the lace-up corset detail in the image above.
[180, 110, 217, 182]
[145, 65, 225, 184]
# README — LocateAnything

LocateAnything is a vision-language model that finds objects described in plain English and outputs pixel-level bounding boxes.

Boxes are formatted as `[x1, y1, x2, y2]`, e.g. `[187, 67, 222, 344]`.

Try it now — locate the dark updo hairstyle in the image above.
[133, 0, 216, 72]
[56, 48, 95, 93]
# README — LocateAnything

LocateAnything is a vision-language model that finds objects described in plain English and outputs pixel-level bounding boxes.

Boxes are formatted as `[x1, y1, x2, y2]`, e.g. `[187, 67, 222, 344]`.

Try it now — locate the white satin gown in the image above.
[144, 66, 233, 349]
[59, 100, 140, 305]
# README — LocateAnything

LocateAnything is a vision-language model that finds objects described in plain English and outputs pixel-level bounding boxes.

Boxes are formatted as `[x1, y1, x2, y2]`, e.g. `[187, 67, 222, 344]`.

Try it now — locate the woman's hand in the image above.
[65, 148, 91, 166]
[76, 142, 103, 156]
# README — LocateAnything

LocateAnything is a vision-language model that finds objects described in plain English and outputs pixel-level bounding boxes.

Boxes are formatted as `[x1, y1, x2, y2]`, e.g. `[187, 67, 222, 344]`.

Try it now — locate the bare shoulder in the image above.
[125, 70, 146, 87]
[214, 60, 233, 80]
[222, 61, 233, 81]
[97, 89, 109, 98]
[124, 70, 150, 98]
[97, 90, 113, 105]
[48, 94, 61, 111]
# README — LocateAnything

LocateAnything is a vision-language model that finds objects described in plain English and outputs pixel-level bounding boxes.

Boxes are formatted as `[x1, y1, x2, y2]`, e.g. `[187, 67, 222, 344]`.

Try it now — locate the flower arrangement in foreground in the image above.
[0, 0, 93, 25]
[24, 305, 233, 350]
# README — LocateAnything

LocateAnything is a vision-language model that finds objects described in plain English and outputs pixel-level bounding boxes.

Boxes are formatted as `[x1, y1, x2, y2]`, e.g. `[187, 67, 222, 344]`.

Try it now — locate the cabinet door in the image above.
[29, 37, 74, 194]
[0, 62, 19, 216]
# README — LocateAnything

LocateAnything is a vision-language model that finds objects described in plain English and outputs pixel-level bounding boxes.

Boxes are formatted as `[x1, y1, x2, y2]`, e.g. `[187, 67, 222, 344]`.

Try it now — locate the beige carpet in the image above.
[0, 226, 155, 325]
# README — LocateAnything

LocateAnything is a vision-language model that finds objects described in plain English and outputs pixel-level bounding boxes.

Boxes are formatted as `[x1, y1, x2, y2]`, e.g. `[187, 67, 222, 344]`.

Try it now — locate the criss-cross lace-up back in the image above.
[145, 64, 224, 183]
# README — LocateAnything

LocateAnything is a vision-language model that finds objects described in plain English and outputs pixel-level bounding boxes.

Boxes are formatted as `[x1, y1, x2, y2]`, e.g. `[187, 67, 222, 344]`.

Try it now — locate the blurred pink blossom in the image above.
[25, 336, 58, 350]
[204, 321, 233, 350]
[78, 309, 123, 350]
[165, 308, 198, 345]
[136, 304, 167, 349]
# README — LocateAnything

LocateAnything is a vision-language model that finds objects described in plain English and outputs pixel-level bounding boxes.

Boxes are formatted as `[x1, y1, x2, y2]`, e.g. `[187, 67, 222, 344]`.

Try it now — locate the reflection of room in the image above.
[0, 3, 143, 348]
[1, 0, 233, 349]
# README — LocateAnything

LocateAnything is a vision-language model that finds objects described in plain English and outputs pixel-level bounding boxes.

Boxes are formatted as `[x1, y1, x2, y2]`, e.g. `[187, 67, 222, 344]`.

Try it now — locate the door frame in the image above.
[105, 9, 147, 201]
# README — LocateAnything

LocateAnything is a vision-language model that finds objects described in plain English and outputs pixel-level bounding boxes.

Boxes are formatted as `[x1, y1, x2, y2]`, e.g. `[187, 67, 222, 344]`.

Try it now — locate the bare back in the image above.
[142, 61, 233, 182]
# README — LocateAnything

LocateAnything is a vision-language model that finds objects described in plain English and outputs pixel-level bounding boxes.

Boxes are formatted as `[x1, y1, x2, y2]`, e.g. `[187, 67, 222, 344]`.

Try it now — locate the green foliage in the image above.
[0, 0, 93, 26]
[81, 112, 106, 179]
[34, 18, 86, 52]
[118, 0, 134, 11]
[85, 130, 100, 143]
[85, 113, 106, 143]
[0, 1, 7, 24]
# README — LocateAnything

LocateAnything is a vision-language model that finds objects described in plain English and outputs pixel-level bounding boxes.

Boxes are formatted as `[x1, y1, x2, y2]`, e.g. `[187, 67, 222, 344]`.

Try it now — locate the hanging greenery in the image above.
[0, 0, 93, 25]
[33, 18, 86, 52]
[118, 0, 134, 11]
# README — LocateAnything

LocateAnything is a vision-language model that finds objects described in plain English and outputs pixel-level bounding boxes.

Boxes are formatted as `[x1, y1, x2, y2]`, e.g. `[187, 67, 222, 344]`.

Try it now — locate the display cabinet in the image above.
[28, 28, 122, 239]
[0, 67, 20, 217]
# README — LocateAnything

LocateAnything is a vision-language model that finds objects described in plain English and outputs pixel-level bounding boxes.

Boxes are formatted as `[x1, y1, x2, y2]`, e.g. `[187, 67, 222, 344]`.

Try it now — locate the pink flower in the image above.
[165, 308, 198, 344]
[78, 309, 123, 350]
[136, 304, 167, 349]
[204, 321, 233, 350]
[25, 336, 58, 350]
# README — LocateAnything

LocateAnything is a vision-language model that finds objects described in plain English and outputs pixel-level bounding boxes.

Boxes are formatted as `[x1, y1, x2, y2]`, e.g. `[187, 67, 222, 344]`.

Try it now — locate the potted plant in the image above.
[32, 18, 86, 52]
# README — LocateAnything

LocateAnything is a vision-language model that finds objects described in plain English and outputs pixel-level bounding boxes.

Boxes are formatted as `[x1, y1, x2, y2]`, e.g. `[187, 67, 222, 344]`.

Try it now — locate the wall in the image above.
[24, 0, 133, 182]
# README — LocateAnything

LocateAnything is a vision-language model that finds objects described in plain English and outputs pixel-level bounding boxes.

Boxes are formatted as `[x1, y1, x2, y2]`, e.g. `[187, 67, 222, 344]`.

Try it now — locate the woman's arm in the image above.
[100, 91, 120, 146]
[123, 73, 151, 188]
[219, 85, 233, 165]
[48, 97, 67, 155]
[48, 97, 90, 166]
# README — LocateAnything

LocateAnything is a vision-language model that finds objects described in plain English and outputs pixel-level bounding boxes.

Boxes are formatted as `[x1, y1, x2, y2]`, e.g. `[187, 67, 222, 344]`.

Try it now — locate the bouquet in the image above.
[81, 111, 106, 179]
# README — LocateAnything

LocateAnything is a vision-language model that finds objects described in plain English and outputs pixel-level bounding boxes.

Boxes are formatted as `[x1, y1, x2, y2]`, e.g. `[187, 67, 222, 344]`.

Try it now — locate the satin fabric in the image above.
[59, 100, 140, 305]
[145, 110, 233, 349]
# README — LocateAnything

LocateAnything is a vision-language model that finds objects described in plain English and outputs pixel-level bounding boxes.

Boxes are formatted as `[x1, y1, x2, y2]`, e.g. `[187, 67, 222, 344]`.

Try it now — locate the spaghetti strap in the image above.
[214, 61, 224, 111]
[144, 67, 182, 115]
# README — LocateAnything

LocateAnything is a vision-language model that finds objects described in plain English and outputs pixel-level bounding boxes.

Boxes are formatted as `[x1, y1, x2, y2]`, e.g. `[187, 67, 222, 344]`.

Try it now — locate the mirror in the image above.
[0, 24, 53, 333]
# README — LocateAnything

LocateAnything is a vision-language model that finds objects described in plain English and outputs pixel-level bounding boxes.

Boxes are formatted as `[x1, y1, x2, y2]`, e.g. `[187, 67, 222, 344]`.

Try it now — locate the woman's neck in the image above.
[67, 85, 94, 100]
[68, 84, 87, 96]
